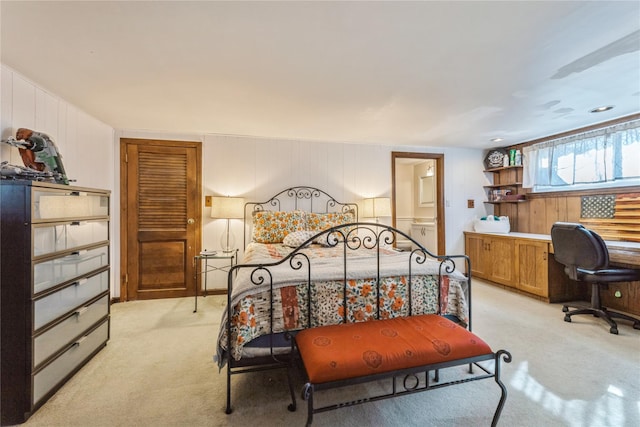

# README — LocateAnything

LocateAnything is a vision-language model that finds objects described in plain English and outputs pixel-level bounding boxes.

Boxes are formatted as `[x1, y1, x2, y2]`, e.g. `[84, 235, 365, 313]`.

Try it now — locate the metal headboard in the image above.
[243, 186, 358, 250]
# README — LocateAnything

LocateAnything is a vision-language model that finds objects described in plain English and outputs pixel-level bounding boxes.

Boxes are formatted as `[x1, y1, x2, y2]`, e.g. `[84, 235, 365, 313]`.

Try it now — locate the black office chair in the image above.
[551, 222, 640, 334]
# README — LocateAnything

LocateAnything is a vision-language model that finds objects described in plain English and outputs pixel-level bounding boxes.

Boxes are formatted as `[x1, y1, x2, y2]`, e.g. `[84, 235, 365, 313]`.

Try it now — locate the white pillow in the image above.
[313, 232, 341, 247]
[283, 230, 316, 248]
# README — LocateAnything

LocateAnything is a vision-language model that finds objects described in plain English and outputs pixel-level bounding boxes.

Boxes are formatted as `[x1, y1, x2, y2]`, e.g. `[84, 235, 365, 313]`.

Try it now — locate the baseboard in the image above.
[204, 289, 227, 296]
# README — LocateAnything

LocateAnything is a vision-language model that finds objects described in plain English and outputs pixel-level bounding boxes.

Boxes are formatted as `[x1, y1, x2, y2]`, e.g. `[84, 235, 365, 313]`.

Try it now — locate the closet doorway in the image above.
[391, 152, 445, 255]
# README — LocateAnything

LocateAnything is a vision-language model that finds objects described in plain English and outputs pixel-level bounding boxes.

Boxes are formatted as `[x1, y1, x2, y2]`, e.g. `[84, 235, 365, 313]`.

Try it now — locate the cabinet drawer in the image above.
[33, 221, 109, 257]
[34, 270, 109, 330]
[34, 245, 109, 294]
[33, 189, 109, 220]
[32, 320, 109, 406]
[33, 294, 109, 368]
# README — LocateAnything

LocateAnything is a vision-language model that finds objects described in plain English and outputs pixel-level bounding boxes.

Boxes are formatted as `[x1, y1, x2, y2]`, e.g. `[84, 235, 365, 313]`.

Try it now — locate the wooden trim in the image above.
[204, 289, 227, 296]
[391, 152, 445, 254]
[119, 138, 202, 301]
[119, 141, 127, 301]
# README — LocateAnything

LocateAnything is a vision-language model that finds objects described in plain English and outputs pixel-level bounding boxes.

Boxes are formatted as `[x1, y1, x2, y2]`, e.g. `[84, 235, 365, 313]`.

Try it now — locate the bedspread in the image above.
[216, 242, 469, 367]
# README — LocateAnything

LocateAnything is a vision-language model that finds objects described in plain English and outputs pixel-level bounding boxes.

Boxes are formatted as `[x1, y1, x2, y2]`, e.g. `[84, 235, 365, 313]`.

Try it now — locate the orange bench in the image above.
[290, 314, 512, 426]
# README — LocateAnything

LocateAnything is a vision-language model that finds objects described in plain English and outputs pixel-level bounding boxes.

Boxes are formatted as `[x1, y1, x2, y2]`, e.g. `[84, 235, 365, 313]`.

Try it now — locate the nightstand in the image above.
[193, 249, 238, 312]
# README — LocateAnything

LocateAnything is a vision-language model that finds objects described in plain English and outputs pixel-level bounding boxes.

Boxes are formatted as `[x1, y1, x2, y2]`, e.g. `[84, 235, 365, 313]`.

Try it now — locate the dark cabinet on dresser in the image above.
[1, 181, 111, 425]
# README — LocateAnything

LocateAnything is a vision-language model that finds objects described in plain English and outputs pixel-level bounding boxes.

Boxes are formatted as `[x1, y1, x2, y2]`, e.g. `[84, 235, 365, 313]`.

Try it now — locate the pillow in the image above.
[306, 210, 356, 246]
[252, 210, 306, 243]
[306, 210, 356, 233]
[311, 232, 340, 247]
[283, 230, 316, 248]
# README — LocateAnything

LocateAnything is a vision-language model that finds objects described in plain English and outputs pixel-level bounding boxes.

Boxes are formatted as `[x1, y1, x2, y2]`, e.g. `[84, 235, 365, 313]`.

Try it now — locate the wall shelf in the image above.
[484, 165, 526, 204]
[484, 165, 523, 173]
[484, 182, 523, 189]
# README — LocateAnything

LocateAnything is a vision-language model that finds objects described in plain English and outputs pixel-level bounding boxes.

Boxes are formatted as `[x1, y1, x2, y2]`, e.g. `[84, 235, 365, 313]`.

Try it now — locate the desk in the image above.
[193, 250, 237, 312]
[505, 232, 640, 267]
[465, 231, 640, 315]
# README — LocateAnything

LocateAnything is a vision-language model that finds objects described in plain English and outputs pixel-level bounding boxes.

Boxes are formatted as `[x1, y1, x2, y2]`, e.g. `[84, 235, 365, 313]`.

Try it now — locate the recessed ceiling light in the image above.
[590, 105, 614, 113]
[490, 138, 504, 143]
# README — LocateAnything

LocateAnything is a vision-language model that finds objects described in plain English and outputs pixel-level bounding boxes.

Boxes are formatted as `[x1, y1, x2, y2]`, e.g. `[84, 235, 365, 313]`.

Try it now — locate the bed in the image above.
[215, 187, 472, 414]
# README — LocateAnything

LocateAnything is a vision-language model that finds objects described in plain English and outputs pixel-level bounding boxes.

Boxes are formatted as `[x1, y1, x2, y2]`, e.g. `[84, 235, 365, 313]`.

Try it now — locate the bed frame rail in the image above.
[223, 222, 472, 415]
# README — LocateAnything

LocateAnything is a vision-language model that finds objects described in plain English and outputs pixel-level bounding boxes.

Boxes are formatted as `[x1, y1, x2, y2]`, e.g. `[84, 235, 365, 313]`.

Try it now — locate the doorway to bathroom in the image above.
[391, 152, 445, 255]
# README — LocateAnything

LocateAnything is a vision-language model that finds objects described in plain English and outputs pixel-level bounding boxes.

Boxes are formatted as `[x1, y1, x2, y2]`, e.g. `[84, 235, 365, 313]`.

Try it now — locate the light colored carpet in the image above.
[20, 280, 640, 427]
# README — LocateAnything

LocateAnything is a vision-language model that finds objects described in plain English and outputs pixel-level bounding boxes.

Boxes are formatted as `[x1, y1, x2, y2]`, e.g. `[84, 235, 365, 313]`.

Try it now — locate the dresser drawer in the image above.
[33, 189, 109, 220]
[32, 320, 109, 406]
[34, 270, 109, 330]
[33, 220, 109, 257]
[33, 294, 109, 369]
[33, 245, 109, 294]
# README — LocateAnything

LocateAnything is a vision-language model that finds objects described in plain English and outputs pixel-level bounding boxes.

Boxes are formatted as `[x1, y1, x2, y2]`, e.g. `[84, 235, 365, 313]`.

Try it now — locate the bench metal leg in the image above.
[302, 383, 314, 426]
[287, 361, 297, 412]
[491, 350, 512, 427]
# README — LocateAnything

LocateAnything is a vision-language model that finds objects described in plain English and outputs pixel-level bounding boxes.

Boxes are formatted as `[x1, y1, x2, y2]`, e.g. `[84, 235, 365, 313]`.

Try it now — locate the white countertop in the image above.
[465, 230, 640, 265]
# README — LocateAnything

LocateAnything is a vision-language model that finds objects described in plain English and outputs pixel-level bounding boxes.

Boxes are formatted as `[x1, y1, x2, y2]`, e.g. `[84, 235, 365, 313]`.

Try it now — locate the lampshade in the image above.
[211, 196, 245, 219]
[362, 197, 391, 218]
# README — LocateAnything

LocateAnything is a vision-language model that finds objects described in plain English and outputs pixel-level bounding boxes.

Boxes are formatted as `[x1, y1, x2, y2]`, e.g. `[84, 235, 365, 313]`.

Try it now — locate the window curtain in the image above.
[523, 119, 640, 188]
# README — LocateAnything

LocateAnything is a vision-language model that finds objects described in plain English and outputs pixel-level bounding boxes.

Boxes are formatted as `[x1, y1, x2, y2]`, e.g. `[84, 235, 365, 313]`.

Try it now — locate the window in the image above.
[523, 119, 640, 191]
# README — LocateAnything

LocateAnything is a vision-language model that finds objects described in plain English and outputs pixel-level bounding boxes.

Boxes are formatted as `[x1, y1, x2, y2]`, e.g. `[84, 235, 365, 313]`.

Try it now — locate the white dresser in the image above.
[1, 181, 110, 425]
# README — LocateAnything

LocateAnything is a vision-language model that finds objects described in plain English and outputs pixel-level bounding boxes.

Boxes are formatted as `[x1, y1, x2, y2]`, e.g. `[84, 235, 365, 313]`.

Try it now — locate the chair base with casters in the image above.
[550, 222, 640, 335]
[562, 282, 640, 335]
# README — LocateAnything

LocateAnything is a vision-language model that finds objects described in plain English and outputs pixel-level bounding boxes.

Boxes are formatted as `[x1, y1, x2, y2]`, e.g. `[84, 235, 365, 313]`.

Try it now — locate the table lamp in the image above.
[362, 197, 391, 223]
[211, 196, 245, 252]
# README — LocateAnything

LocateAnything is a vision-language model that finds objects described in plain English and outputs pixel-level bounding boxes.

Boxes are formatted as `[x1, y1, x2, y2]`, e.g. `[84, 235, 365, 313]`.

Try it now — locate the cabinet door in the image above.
[465, 234, 489, 279]
[515, 240, 549, 297]
[412, 224, 436, 254]
[488, 237, 515, 286]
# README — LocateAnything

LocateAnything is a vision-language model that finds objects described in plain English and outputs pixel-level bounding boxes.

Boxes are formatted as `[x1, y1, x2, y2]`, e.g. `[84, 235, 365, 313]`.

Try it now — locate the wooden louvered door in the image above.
[120, 138, 201, 301]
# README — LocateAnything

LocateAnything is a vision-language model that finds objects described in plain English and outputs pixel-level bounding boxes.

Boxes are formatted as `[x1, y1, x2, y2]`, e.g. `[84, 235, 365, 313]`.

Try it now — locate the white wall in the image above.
[3, 64, 490, 298]
[395, 162, 414, 237]
[199, 134, 489, 259]
[1, 64, 116, 294]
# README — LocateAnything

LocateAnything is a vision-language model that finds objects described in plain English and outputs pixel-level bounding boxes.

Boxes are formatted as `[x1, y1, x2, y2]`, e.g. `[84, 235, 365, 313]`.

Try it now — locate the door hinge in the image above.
[124, 273, 128, 283]
[125, 153, 128, 163]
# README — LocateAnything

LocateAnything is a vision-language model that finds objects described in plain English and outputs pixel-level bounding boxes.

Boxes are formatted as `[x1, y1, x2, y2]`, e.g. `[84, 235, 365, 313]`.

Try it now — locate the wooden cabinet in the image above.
[465, 231, 582, 302]
[465, 233, 490, 279]
[464, 233, 514, 285]
[514, 240, 548, 297]
[1, 181, 111, 425]
[490, 237, 516, 285]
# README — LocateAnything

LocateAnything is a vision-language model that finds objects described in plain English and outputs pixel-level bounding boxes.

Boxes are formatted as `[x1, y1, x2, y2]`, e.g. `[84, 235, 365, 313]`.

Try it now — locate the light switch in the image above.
[467, 199, 475, 208]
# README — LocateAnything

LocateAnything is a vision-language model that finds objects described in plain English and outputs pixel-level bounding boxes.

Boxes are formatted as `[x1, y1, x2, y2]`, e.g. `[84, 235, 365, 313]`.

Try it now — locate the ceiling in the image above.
[2, 1, 639, 149]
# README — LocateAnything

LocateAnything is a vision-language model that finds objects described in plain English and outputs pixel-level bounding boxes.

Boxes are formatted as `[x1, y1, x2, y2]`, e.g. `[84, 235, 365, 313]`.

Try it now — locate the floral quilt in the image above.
[216, 242, 469, 367]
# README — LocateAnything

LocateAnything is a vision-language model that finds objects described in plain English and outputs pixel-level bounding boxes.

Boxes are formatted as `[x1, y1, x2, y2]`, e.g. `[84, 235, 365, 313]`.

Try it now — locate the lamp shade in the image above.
[211, 196, 245, 219]
[362, 197, 391, 218]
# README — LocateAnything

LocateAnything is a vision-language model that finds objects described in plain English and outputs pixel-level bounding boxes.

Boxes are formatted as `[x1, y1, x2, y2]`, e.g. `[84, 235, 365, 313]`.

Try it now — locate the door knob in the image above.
[187, 218, 195, 225]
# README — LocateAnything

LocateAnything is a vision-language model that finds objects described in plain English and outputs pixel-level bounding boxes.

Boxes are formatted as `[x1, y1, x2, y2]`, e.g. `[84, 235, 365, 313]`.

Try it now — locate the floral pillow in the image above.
[252, 210, 306, 243]
[283, 230, 317, 248]
[306, 210, 356, 245]
[306, 210, 356, 233]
